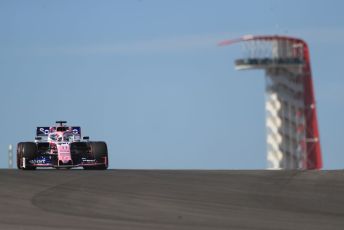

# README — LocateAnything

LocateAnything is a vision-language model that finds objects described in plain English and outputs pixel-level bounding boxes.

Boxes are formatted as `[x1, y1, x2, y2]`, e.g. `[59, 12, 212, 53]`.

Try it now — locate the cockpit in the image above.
[57, 126, 69, 132]
[63, 132, 75, 142]
[48, 132, 80, 143]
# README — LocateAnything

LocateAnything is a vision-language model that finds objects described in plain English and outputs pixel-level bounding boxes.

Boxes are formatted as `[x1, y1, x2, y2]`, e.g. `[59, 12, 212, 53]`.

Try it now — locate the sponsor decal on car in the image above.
[36, 127, 50, 136]
[81, 158, 96, 163]
[29, 156, 51, 164]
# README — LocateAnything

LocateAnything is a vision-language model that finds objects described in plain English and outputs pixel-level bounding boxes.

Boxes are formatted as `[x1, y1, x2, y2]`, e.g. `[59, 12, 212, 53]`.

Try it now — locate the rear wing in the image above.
[36, 127, 49, 141]
[36, 127, 49, 137]
[36, 126, 81, 137]
[71, 127, 81, 136]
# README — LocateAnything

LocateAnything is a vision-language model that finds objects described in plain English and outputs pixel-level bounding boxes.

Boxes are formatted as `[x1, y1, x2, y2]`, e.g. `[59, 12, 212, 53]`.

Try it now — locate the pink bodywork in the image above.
[48, 130, 77, 165]
[57, 143, 72, 164]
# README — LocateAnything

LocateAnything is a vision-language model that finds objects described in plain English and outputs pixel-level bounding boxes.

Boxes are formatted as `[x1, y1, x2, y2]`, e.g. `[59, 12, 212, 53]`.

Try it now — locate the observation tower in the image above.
[220, 35, 322, 169]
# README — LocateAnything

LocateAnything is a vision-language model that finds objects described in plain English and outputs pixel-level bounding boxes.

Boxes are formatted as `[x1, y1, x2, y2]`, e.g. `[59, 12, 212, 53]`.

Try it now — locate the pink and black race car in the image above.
[17, 121, 108, 170]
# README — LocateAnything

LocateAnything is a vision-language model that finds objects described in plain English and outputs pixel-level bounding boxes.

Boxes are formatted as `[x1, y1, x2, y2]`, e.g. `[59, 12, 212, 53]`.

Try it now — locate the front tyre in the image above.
[83, 141, 108, 170]
[70, 142, 89, 166]
[19, 142, 37, 170]
[16, 142, 23, 169]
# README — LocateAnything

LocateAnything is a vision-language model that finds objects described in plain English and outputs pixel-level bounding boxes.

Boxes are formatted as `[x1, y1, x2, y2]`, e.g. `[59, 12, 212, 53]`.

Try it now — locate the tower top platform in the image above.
[219, 35, 309, 71]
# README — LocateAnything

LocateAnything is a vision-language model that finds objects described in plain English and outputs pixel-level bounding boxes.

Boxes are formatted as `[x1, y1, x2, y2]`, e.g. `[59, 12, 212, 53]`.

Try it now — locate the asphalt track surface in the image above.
[1, 170, 344, 230]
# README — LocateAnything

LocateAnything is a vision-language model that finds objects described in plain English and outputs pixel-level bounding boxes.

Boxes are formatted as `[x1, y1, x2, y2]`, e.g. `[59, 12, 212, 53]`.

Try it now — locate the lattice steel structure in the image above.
[220, 35, 322, 169]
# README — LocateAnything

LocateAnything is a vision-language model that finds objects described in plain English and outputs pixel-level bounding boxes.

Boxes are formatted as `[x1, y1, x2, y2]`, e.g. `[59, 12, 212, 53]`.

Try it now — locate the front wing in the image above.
[24, 155, 107, 168]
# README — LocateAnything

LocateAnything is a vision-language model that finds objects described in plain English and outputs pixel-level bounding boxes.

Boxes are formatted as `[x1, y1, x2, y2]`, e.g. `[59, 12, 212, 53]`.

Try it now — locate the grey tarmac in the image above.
[0, 169, 344, 230]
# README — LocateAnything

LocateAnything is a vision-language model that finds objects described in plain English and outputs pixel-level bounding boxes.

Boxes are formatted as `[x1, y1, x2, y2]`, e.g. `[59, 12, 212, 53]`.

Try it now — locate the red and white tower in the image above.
[220, 35, 322, 169]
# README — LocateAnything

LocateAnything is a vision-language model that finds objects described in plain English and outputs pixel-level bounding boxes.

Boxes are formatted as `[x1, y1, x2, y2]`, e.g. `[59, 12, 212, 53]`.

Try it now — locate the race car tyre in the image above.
[37, 142, 50, 153]
[16, 142, 23, 169]
[70, 142, 89, 165]
[21, 142, 37, 170]
[83, 141, 108, 170]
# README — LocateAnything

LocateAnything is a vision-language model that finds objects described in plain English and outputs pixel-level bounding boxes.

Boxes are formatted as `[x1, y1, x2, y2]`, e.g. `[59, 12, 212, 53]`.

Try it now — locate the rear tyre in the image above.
[83, 141, 108, 170]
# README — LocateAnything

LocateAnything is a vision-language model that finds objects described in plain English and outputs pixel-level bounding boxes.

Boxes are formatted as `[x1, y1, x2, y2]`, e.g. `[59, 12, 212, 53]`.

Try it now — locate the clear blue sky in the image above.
[0, 0, 343, 169]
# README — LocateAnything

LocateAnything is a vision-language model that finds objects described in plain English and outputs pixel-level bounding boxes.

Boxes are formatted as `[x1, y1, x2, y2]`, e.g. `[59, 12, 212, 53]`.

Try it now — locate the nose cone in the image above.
[57, 144, 72, 164]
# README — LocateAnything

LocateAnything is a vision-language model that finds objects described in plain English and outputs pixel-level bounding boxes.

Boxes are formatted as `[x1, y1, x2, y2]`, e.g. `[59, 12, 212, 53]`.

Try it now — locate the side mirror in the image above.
[83, 136, 90, 140]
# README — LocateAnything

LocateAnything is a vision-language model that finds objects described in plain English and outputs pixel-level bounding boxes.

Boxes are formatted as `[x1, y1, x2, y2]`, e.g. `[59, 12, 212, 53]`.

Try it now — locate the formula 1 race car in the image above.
[17, 121, 108, 170]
